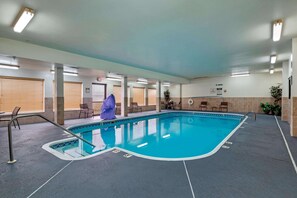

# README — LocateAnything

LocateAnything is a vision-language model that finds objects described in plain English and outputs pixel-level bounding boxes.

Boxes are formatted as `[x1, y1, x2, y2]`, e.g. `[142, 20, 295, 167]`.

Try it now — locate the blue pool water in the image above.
[48, 112, 244, 160]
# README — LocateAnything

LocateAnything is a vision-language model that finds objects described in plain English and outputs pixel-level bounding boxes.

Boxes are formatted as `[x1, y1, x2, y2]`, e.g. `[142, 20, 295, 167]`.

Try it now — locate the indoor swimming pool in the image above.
[43, 112, 246, 161]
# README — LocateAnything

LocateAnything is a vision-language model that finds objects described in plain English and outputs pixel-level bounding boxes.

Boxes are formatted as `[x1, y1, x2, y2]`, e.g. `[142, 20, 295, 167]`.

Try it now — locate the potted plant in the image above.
[270, 84, 282, 116]
[260, 102, 272, 114]
[164, 90, 170, 102]
[260, 84, 282, 115]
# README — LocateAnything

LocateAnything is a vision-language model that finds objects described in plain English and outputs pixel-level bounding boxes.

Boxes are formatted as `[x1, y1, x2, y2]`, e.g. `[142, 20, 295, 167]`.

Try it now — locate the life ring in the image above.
[188, 98, 194, 106]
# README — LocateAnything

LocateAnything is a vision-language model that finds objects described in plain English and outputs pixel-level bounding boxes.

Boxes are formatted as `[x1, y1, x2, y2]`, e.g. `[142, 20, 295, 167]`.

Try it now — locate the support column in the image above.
[291, 38, 297, 136]
[282, 61, 289, 122]
[54, 63, 64, 125]
[179, 84, 182, 110]
[145, 86, 148, 106]
[129, 85, 133, 107]
[156, 81, 161, 112]
[121, 76, 128, 117]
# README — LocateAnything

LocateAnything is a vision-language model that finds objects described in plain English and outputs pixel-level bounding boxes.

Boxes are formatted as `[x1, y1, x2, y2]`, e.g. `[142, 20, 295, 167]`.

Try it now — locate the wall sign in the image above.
[216, 83, 223, 96]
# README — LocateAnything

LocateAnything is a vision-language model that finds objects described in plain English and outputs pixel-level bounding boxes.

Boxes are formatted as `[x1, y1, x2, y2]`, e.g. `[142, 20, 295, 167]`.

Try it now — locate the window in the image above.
[92, 83, 106, 102]
[0, 77, 44, 112]
[64, 82, 82, 110]
[133, 87, 145, 106]
[92, 83, 106, 115]
[148, 88, 156, 105]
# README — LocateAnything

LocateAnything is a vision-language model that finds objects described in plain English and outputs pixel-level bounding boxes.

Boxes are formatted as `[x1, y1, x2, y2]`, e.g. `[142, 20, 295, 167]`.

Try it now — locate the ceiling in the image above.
[0, 0, 297, 79]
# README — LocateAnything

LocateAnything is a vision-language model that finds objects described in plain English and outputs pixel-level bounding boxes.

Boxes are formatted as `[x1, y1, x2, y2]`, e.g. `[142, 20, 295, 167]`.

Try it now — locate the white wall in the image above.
[169, 73, 282, 98]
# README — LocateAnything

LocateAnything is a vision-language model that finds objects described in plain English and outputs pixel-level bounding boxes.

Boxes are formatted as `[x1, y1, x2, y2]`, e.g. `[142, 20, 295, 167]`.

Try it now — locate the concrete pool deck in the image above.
[0, 112, 297, 198]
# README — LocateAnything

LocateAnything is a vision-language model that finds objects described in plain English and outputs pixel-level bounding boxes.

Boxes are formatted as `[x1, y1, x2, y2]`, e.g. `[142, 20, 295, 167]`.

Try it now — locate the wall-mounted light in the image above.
[50, 70, 78, 76]
[13, 7, 35, 33]
[270, 55, 277, 64]
[0, 63, 20, 70]
[231, 72, 250, 77]
[272, 19, 283, 42]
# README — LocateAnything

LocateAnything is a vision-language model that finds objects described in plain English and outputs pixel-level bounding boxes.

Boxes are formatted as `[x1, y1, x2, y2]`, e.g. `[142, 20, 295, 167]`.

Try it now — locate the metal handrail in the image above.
[7, 113, 96, 164]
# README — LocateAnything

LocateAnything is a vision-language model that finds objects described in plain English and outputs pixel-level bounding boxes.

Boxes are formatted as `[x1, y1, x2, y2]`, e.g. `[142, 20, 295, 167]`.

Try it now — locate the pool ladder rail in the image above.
[6, 113, 96, 164]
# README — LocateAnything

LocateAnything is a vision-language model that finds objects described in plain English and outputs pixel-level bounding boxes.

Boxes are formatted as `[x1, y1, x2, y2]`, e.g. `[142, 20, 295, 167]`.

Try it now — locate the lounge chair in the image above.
[115, 103, 121, 115]
[219, 102, 228, 112]
[0, 106, 21, 129]
[199, 101, 208, 111]
[79, 104, 94, 118]
[131, 102, 142, 112]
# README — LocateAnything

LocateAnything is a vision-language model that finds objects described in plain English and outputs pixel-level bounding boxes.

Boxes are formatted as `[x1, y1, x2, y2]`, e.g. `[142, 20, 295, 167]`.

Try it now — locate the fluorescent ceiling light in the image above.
[231, 72, 250, 77]
[269, 68, 274, 74]
[106, 77, 122, 82]
[137, 78, 148, 84]
[50, 70, 78, 76]
[270, 55, 277, 64]
[137, 142, 148, 148]
[107, 73, 122, 79]
[137, 81, 148, 85]
[0, 63, 20, 70]
[138, 78, 147, 82]
[63, 71, 78, 76]
[272, 19, 283, 42]
[163, 82, 171, 87]
[13, 7, 35, 33]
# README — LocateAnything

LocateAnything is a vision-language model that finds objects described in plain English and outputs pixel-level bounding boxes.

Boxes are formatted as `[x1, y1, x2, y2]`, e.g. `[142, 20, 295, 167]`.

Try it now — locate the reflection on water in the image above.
[63, 114, 241, 159]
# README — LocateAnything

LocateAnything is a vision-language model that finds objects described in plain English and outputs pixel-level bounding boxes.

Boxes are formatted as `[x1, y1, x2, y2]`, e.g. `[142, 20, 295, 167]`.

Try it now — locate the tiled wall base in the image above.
[282, 97, 289, 122]
[179, 97, 274, 113]
[290, 97, 297, 137]
[55, 97, 64, 125]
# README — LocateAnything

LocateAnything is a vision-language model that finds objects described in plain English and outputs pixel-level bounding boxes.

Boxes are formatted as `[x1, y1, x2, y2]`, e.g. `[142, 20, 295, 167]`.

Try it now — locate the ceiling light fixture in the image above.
[269, 68, 274, 74]
[137, 81, 148, 85]
[106, 77, 122, 82]
[272, 19, 283, 42]
[50, 70, 79, 76]
[270, 55, 277, 64]
[163, 82, 171, 87]
[231, 72, 250, 77]
[137, 78, 148, 84]
[13, 7, 35, 33]
[107, 73, 122, 79]
[0, 63, 20, 70]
